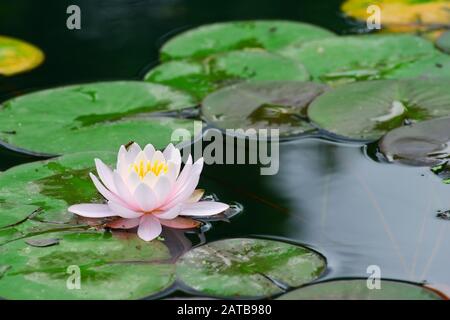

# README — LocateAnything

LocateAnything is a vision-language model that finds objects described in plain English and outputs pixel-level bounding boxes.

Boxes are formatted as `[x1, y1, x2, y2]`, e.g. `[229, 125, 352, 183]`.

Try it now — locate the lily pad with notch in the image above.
[276, 279, 443, 300]
[0, 151, 116, 233]
[0, 81, 196, 156]
[279, 34, 439, 85]
[0, 231, 176, 299]
[201, 81, 328, 138]
[176, 238, 326, 298]
[159, 20, 335, 61]
[144, 50, 310, 101]
[308, 79, 450, 141]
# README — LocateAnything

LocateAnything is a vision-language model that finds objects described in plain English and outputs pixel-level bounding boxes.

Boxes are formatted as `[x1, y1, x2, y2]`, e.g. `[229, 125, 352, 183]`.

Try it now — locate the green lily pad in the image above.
[279, 35, 438, 84]
[277, 279, 443, 300]
[0, 81, 196, 156]
[0, 151, 117, 238]
[385, 52, 450, 79]
[308, 79, 450, 141]
[0, 231, 175, 299]
[0, 152, 179, 299]
[436, 31, 450, 54]
[176, 238, 326, 298]
[144, 50, 310, 100]
[159, 20, 335, 61]
[201, 81, 328, 137]
[0, 35, 44, 76]
[379, 117, 450, 166]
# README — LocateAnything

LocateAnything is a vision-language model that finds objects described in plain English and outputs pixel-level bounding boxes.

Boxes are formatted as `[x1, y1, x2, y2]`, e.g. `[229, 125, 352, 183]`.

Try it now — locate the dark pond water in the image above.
[2, 0, 450, 297]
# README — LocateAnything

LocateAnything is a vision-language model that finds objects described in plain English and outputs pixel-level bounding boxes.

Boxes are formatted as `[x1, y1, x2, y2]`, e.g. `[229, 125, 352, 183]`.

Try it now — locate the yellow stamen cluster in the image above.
[132, 159, 168, 179]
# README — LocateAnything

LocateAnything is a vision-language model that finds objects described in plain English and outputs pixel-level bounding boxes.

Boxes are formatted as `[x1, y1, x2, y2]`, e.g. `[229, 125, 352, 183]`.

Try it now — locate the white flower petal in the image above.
[144, 144, 156, 160]
[143, 171, 158, 188]
[180, 201, 229, 217]
[108, 200, 143, 219]
[94, 158, 117, 193]
[113, 171, 138, 210]
[126, 143, 142, 163]
[154, 203, 182, 220]
[89, 173, 128, 206]
[161, 174, 200, 210]
[126, 171, 141, 192]
[154, 176, 172, 205]
[192, 157, 204, 175]
[163, 143, 181, 164]
[68, 204, 115, 218]
[137, 215, 162, 241]
[151, 150, 166, 163]
[133, 183, 158, 212]
[173, 155, 193, 193]
[165, 161, 180, 184]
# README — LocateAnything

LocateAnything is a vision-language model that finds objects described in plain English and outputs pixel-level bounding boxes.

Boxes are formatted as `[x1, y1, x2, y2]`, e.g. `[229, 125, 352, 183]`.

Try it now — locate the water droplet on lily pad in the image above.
[201, 81, 328, 138]
[0, 35, 44, 76]
[176, 238, 326, 298]
[160, 20, 335, 61]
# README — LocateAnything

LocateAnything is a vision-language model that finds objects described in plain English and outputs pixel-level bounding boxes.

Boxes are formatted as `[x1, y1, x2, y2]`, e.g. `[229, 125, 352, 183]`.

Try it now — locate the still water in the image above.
[1, 0, 449, 295]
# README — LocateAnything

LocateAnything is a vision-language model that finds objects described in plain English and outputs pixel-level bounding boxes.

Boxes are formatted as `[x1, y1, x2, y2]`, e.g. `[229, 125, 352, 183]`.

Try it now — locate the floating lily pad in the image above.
[279, 35, 438, 84]
[0, 81, 196, 156]
[0, 35, 44, 76]
[379, 117, 450, 166]
[176, 238, 326, 298]
[144, 50, 310, 100]
[277, 279, 443, 300]
[436, 31, 450, 54]
[0, 231, 175, 299]
[308, 79, 450, 141]
[342, 0, 450, 33]
[0, 152, 185, 299]
[201, 81, 328, 137]
[159, 20, 335, 61]
[0, 151, 116, 235]
[385, 52, 450, 79]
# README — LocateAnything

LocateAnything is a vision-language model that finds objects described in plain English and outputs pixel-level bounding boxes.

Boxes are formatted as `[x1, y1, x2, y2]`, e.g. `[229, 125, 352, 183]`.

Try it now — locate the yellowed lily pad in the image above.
[0, 35, 44, 76]
[342, 0, 450, 32]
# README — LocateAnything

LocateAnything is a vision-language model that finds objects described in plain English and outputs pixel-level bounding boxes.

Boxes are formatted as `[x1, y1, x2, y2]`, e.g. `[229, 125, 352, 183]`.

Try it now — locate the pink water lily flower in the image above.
[68, 143, 229, 241]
